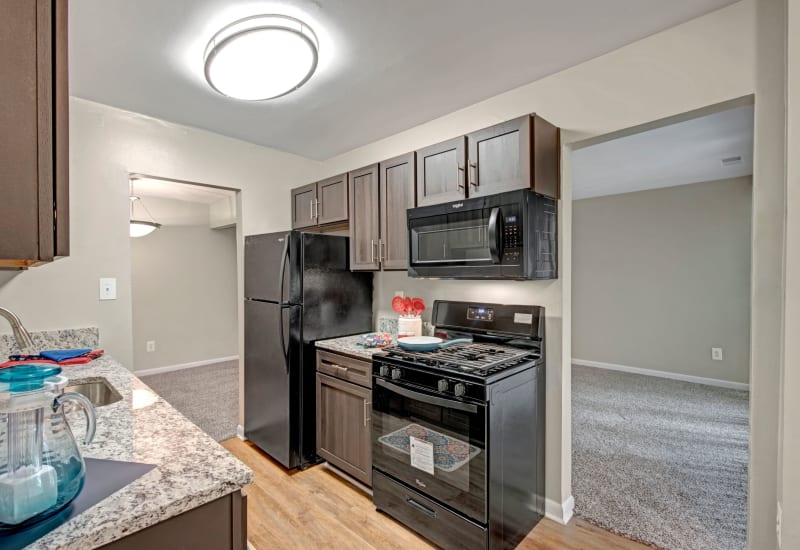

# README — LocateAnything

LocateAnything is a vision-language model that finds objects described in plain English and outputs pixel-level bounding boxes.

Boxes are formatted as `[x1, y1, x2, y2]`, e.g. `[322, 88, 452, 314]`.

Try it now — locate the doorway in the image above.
[569, 100, 753, 549]
[127, 174, 241, 442]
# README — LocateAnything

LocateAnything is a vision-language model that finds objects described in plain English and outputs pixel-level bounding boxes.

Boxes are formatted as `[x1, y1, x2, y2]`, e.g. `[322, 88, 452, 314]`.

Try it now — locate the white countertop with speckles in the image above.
[23, 355, 253, 550]
[315, 334, 394, 361]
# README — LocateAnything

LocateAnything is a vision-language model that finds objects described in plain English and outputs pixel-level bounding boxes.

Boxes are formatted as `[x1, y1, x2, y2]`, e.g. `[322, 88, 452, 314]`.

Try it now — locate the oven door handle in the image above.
[487, 207, 504, 264]
[375, 378, 479, 413]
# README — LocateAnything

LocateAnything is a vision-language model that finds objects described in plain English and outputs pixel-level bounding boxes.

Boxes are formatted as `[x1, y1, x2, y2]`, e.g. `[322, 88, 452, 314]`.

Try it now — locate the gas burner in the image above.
[381, 342, 536, 376]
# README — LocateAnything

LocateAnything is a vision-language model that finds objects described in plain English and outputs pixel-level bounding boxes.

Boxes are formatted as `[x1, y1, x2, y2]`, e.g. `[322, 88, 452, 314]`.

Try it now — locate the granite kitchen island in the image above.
[21, 355, 253, 550]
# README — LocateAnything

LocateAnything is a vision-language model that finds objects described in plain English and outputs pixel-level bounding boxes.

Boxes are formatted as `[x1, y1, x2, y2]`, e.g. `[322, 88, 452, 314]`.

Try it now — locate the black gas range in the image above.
[371, 301, 546, 550]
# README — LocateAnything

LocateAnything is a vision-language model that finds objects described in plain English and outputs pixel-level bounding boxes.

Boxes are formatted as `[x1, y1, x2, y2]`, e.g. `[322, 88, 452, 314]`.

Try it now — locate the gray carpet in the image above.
[572, 365, 749, 550]
[140, 360, 239, 442]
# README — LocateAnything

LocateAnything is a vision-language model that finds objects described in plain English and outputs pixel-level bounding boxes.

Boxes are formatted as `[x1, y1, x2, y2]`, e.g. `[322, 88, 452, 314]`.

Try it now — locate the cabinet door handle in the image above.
[309, 199, 315, 220]
[469, 162, 478, 188]
[370, 239, 376, 263]
[457, 165, 465, 191]
[363, 399, 371, 427]
[379, 240, 386, 263]
[315, 198, 321, 219]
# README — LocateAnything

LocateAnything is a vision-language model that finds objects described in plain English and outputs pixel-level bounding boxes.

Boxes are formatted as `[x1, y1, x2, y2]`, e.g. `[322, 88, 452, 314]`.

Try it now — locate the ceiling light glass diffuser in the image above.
[129, 193, 161, 238]
[204, 15, 319, 101]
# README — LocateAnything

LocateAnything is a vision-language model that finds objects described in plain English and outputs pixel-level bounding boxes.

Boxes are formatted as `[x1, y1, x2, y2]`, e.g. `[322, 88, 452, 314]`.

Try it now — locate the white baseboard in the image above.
[545, 495, 575, 525]
[237, 424, 246, 440]
[136, 355, 239, 377]
[572, 359, 749, 391]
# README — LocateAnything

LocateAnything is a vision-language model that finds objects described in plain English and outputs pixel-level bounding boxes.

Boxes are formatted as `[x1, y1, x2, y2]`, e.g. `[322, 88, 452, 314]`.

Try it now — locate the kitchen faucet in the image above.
[0, 307, 35, 354]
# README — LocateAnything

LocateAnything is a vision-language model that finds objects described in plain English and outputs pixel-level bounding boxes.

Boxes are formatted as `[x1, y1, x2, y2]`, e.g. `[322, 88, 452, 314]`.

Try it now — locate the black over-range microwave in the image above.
[407, 189, 557, 280]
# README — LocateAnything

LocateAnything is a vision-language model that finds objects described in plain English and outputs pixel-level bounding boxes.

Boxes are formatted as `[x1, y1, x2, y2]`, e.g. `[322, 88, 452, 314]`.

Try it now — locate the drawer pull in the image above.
[406, 498, 436, 518]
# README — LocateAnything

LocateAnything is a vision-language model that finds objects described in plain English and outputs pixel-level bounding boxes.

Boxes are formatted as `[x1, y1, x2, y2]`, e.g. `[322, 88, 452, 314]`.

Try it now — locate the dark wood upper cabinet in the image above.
[379, 153, 415, 270]
[291, 174, 349, 229]
[316, 173, 348, 225]
[291, 182, 318, 229]
[348, 164, 381, 271]
[466, 114, 560, 199]
[415, 136, 466, 207]
[0, 0, 69, 268]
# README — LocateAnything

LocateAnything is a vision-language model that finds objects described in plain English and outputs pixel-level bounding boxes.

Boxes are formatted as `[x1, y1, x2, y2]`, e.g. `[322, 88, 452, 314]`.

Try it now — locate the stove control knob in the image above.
[379, 365, 390, 377]
[454, 383, 466, 397]
[391, 368, 402, 380]
[437, 379, 449, 392]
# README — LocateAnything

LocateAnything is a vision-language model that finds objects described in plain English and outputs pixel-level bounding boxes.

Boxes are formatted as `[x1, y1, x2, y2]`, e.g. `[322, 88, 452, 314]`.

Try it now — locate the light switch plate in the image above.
[99, 278, 117, 300]
[711, 347, 723, 361]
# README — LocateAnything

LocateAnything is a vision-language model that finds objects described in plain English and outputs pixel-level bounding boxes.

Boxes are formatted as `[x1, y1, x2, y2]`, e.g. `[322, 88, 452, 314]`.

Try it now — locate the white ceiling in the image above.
[572, 104, 754, 200]
[70, 0, 737, 160]
[130, 176, 236, 204]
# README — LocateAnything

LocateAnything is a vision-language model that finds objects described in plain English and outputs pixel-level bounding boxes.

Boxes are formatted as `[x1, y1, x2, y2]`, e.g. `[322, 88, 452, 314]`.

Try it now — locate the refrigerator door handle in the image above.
[279, 305, 290, 374]
[279, 233, 290, 305]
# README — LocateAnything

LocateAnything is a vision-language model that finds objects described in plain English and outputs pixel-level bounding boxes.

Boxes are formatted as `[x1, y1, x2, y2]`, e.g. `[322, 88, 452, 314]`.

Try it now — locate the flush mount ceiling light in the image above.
[204, 14, 319, 101]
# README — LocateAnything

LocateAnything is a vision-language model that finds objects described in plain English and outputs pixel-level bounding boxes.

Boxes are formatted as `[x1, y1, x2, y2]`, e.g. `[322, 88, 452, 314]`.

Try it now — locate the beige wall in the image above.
[750, 0, 787, 547]
[572, 178, 752, 384]
[316, 1, 755, 522]
[780, 0, 798, 547]
[0, 98, 322, 368]
[131, 225, 237, 371]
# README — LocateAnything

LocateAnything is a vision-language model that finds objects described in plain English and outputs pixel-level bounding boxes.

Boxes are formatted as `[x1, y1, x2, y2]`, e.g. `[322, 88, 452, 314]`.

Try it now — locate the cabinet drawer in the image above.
[316, 349, 372, 388]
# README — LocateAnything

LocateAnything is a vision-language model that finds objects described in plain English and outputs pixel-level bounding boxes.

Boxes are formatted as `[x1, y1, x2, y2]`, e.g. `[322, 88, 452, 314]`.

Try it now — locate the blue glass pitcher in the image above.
[0, 365, 96, 529]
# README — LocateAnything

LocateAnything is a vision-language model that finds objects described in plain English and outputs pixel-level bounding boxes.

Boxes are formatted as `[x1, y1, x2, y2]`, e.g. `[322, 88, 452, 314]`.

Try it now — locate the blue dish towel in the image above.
[39, 348, 92, 362]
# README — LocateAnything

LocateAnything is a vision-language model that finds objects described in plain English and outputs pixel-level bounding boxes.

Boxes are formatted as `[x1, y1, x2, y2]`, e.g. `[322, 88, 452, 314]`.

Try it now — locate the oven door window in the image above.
[411, 210, 492, 264]
[372, 378, 487, 523]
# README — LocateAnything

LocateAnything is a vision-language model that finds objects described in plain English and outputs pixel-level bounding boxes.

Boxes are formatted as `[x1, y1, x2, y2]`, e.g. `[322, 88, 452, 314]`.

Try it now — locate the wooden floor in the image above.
[222, 439, 652, 550]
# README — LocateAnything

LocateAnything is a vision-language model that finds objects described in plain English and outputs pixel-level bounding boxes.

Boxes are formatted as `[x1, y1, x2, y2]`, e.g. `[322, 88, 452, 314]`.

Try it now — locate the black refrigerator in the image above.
[244, 231, 373, 469]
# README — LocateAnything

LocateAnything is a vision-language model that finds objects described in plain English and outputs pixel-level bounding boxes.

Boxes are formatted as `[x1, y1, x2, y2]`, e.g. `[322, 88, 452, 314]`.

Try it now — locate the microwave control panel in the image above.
[502, 214, 523, 264]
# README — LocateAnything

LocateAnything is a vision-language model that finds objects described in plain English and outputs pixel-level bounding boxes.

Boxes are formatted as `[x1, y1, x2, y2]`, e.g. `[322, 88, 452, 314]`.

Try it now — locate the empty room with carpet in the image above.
[570, 103, 753, 549]
[129, 177, 241, 442]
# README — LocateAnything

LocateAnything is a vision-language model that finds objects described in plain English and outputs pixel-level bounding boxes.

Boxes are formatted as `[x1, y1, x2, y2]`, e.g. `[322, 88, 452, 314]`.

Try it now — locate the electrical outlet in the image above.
[146, 341, 156, 353]
[777, 502, 782, 548]
[394, 290, 405, 298]
[711, 347, 723, 361]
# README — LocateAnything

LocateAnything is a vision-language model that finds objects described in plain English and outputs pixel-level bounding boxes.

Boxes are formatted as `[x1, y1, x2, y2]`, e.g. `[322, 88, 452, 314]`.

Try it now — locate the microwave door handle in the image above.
[487, 207, 504, 264]
[375, 378, 478, 413]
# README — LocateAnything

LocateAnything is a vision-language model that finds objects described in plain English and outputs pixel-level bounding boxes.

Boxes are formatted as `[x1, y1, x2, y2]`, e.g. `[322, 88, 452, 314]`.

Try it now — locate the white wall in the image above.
[0, 98, 321, 369]
[131, 225, 237, 371]
[572, 178, 752, 384]
[750, 0, 787, 547]
[317, 0, 755, 525]
[780, 0, 799, 547]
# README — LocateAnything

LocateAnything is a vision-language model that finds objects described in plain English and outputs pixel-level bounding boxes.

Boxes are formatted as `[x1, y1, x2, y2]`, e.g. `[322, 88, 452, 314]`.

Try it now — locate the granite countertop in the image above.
[315, 334, 394, 361]
[25, 355, 253, 550]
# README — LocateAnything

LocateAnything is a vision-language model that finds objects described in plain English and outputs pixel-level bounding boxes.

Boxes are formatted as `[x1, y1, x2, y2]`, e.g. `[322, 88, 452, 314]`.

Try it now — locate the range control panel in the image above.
[467, 306, 494, 322]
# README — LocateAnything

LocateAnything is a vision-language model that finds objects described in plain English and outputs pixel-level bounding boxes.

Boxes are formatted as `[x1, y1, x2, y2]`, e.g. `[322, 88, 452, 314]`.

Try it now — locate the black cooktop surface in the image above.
[379, 342, 539, 377]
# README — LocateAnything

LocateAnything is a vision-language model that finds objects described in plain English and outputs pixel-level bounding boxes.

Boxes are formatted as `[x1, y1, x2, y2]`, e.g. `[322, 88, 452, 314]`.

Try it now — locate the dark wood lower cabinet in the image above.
[99, 491, 247, 550]
[316, 351, 372, 486]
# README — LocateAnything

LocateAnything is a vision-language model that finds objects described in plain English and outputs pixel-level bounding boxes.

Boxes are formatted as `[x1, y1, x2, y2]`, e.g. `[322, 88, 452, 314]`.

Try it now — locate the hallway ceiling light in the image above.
[204, 15, 319, 101]
[129, 193, 161, 238]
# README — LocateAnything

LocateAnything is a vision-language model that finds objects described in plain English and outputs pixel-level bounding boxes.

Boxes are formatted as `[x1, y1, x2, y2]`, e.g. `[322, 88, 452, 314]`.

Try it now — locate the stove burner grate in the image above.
[382, 342, 535, 374]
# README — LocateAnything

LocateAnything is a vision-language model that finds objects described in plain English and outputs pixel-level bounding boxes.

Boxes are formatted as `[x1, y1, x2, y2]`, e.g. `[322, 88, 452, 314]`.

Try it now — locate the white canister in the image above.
[397, 316, 423, 338]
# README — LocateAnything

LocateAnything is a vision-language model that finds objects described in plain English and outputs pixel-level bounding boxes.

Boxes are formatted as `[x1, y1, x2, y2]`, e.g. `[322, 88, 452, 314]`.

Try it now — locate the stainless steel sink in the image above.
[65, 379, 122, 407]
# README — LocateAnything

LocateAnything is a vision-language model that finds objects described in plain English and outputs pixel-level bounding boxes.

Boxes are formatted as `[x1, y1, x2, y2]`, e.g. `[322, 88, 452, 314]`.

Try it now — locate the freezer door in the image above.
[244, 299, 299, 468]
[245, 232, 293, 303]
